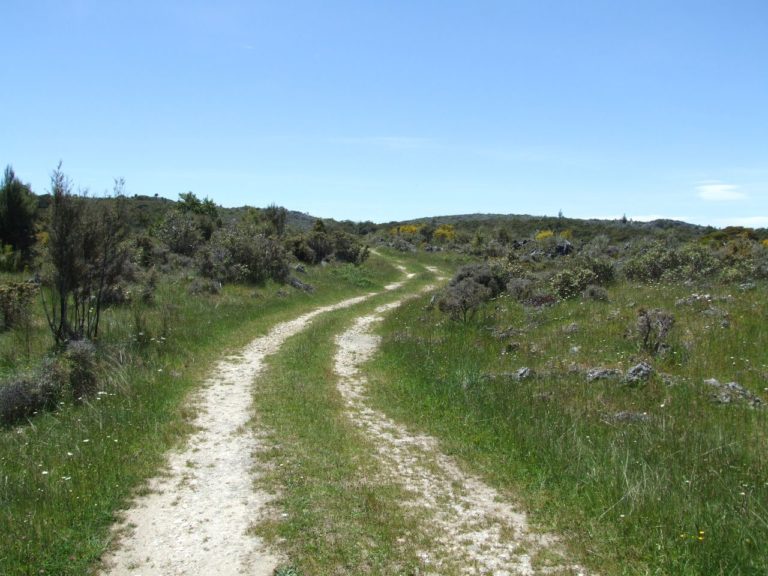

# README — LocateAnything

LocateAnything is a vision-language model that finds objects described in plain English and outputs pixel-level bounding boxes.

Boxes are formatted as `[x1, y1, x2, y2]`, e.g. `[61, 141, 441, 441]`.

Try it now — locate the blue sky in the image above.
[2, 1, 767, 226]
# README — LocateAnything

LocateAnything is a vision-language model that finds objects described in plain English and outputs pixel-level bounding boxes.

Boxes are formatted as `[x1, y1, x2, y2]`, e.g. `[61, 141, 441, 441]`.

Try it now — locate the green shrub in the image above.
[157, 210, 204, 256]
[332, 231, 369, 264]
[549, 267, 597, 299]
[624, 243, 682, 281]
[583, 284, 609, 301]
[198, 223, 289, 284]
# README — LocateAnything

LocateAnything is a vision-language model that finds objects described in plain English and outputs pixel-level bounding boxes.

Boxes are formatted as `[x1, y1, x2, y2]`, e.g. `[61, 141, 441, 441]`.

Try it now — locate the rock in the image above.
[552, 240, 573, 257]
[515, 367, 533, 380]
[289, 277, 314, 293]
[570, 345, 581, 354]
[705, 378, 763, 408]
[625, 362, 653, 383]
[294, 264, 307, 274]
[586, 368, 620, 382]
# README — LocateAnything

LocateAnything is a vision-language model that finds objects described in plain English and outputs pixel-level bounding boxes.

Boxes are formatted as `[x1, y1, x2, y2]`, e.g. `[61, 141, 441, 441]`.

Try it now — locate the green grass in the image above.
[369, 279, 768, 575]
[0, 256, 402, 576]
[252, 261, 446, 575]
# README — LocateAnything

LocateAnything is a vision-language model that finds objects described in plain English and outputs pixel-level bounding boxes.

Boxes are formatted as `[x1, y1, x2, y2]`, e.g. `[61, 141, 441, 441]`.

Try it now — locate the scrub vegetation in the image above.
[1, 162, 767, 575]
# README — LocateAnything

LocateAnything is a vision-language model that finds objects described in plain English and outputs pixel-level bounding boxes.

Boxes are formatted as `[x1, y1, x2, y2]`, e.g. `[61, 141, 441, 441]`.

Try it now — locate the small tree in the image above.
[264, 204, 288, 238]
[0, 166, 37, 264]
[41, 166, 129, 346]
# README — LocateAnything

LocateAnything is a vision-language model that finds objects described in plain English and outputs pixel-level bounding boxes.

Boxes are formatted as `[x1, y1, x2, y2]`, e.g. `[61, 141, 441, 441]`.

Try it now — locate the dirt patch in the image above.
[334, 300, 589, 576]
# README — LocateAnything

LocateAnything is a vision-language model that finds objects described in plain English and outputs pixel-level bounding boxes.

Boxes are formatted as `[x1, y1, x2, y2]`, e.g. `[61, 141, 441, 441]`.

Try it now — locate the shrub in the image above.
[438, 263, 508, 321]
[451, 263, 508, 297]
[578, 256, 615, 285]
[199, 223, 289, 284]
[549, 267, 597, 299]
[0, 378, 41, 426]
[287, 236, 317, 264]
[0, 356, 70, 426]
[506, 277, 535, 302]
[635, 308, 674, 354]
[65, 340, 98, 401]
[438, 277, 492, 322]
[157, 210, 204, 256]
[583, 284, 609, 302]
[624, 243, 682, 282]
[332, 231, 369, 264]
[0, 282, 37, 331]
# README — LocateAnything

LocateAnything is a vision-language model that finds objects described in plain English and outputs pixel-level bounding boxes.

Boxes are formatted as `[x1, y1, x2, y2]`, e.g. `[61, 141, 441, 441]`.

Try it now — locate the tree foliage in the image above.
[0, 166, 37, 263]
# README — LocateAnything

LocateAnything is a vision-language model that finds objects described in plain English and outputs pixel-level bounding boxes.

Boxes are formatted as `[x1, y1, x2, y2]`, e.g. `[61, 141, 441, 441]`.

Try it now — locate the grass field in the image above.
[0, 256, 402, 576]
[369, 279, 768, 575]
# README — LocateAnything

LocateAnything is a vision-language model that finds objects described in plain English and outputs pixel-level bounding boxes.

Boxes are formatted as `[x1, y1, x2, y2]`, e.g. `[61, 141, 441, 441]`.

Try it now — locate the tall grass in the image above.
[0, 258, 401, 575]
[370, 280, 768, 575]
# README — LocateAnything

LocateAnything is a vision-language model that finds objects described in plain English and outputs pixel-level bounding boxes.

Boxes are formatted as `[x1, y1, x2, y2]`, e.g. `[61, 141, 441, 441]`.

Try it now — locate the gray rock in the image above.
[586, 368, 621, 382]
[705, 378, 763, 408]
[515, 367, 533, 380]
[625, 362, 653, 383]
[289, 277, 315, 293]
[607, 411, 651, 424]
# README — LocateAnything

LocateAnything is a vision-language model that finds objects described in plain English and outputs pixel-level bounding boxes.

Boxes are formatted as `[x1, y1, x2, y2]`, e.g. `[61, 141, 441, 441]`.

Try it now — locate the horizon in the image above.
[3, 1, 767, 229]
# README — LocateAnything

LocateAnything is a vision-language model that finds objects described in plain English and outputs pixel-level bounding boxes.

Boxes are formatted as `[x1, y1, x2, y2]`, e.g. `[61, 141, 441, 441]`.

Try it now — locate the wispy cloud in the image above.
[696, 182, 747, 201]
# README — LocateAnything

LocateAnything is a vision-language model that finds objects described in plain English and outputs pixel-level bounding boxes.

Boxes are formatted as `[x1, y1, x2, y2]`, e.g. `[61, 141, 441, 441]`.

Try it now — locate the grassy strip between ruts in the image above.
[252, 263, 449, 575]
[367, 280, 768, 576]
[0, 255, 402, 576]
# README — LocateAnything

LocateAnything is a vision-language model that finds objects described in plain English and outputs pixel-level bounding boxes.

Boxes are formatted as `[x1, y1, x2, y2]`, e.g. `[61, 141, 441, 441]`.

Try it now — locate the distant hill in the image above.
[379, 212, 713, 244]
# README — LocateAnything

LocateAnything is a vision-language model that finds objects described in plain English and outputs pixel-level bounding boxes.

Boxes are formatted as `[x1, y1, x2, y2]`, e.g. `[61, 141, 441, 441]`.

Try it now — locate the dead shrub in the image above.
[635, 308, 674, 354]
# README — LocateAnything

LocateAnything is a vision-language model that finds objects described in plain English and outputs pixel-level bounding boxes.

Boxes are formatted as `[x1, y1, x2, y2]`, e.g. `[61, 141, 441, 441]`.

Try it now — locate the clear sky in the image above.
[3, 1, 767, 226]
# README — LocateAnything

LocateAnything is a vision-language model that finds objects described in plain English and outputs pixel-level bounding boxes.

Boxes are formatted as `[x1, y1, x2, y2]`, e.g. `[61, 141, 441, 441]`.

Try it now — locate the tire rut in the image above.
[99, 289, 398, 576]
[334, 297, 590, 576]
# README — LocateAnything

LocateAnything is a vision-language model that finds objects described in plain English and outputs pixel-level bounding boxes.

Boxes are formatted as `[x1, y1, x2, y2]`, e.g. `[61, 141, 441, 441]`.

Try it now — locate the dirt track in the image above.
[101, 267, 585, 575]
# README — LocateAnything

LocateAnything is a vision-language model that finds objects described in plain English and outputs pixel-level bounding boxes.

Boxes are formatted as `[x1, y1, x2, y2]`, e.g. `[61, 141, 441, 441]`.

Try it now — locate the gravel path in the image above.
[100, 293, 378, 576]
[334, 298, 589, 576]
